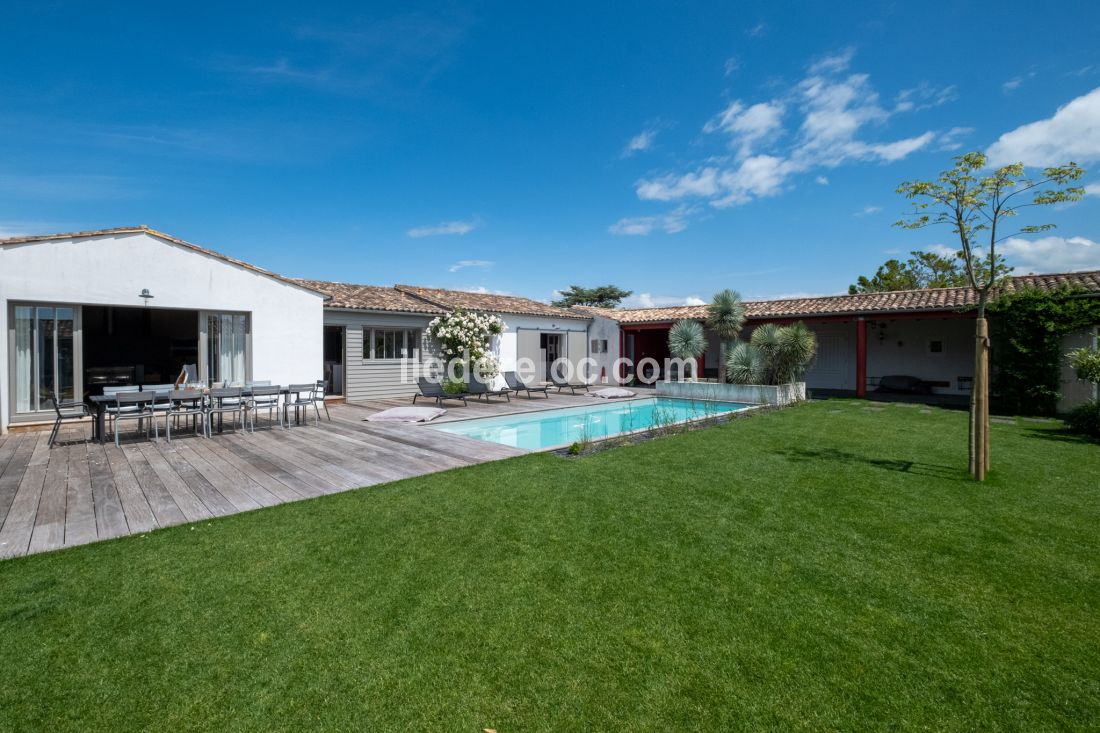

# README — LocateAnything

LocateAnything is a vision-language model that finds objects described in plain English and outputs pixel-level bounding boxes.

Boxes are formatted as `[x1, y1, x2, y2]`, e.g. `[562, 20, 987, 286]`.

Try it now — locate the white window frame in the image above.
[363, 328, 421, 360]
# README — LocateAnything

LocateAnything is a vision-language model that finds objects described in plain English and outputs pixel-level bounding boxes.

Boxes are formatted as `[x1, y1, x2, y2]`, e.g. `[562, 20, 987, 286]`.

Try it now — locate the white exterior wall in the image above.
[586, 314, 622, 384]
[865, 317, 973, 394]
[495, 313, 590, 382]
[0, 231, 324, 432]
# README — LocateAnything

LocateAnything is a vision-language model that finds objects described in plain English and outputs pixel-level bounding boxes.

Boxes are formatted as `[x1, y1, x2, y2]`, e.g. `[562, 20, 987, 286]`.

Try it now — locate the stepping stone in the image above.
[863, 406, 885, 412]
[919, 409, 933, 414]
[827, 409, 843, 414]
[990, 417, 1016, 425]
[1021, 417, 1055, 423]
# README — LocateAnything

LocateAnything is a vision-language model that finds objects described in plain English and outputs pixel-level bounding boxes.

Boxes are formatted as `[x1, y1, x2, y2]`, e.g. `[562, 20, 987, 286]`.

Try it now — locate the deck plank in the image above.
[197, 436, 308, 503]
[220, 434, 335, 497]
[171, 443, 267, 512]
[63, 442, 98, 547]
[185, 438, 286, 507]
[0, 435, 30, 528]
[120, 444, 188, 528]
[136, 442, 214, 523]
[103, 442, 160, 534]
[85, 441, 130, 540]
[0, 435, 49, 559]
[155, 445, 238, 517]
[28, 437, 70, 554]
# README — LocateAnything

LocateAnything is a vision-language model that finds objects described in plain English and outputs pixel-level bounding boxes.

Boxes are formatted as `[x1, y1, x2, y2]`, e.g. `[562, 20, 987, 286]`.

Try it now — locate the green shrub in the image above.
[442, 379, 467, 395]
[1066, 400, 1100, 442]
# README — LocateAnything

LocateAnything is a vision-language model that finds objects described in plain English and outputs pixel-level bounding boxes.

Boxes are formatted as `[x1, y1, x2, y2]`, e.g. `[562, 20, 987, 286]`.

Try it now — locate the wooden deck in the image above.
[0, 390, 645, 559]
[0, 401, 540, 560]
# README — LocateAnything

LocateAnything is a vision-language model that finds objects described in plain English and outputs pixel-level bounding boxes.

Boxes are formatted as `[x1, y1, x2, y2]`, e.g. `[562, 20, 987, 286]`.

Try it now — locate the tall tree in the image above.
[705, 289, 747, 383]
[895, 152, 1083, 481]
[551, 285, 633, 308]
[849, 249, 977, 294]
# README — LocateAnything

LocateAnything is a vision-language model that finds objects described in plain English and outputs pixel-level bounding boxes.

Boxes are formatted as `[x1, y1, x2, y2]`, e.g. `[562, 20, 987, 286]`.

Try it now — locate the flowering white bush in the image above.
[427, 310, 505, 380]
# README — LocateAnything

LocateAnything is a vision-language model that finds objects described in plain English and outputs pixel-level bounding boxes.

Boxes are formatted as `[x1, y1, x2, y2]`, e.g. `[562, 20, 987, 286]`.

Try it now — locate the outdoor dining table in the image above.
[88, 387, 294, 443]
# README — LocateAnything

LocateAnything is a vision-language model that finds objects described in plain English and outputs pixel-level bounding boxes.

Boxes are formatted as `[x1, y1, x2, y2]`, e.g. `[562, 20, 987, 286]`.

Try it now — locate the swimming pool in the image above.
[430, 396, 752, 451]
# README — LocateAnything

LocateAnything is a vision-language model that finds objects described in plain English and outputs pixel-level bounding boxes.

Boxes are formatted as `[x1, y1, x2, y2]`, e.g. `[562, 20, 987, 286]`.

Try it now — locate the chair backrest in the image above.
[116, 391, 154, 407]
[209, 387, 242, 400]
[417, 377, 444, 396]
[51, 391, 70, 417]
[288, 384, 316, 398]
[251, 385, 281, 396]
[169, 389, 203, 403]
[314, 379, 326, 399]
[466, 379, 486, 394]
[247, 380, 272, 387]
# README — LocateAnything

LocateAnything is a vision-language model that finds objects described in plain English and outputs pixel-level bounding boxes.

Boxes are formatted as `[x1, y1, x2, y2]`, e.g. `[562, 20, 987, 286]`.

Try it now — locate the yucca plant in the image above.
[727, 321, 818, 385]
[667, 319, 706, 379]
[705, 289, 746, 383]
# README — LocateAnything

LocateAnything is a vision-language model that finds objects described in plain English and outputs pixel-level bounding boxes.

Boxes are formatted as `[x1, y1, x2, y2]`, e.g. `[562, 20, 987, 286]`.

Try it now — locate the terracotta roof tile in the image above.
[593, 270, 1100, 324]
[394, 285, 590, 319]
[294, 280, 445, 313]
[0, 226, 328, 296]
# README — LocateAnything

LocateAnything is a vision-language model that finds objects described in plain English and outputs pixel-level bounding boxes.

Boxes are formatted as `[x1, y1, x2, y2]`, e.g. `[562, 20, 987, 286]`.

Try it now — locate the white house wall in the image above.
[495, 313, 591, 377]
[0, 231, 323, 432]
[865, 317, 973, 395]
[586, 314, 621, 383]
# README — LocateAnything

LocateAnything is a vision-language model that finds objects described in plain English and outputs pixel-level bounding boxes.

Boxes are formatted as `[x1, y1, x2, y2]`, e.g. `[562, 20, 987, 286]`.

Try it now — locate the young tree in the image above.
[895, 152, 1084, 480]
[705, 289, 747, 383]
[551, 285, 633, 308]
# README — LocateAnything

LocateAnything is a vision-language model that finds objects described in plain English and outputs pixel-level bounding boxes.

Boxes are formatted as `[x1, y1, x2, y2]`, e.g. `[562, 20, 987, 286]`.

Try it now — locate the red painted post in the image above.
[856, 317, 867, 397]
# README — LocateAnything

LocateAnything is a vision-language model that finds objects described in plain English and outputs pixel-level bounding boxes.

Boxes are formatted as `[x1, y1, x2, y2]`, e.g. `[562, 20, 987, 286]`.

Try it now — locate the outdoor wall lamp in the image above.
[139, 288, 154, 304]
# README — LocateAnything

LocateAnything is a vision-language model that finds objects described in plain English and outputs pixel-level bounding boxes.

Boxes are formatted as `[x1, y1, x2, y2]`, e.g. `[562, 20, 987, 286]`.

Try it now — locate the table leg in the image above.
[95, 405, 106, 444]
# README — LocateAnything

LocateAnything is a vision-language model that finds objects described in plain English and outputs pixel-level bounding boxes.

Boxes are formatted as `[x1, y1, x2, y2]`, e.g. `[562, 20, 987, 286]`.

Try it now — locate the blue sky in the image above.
[2, 1, 1099, 306]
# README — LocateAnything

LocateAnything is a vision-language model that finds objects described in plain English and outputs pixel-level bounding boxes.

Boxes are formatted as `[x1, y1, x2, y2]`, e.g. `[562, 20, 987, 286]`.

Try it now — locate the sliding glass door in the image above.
[12, 304, 78, 414]
[201, 312, 250, 386]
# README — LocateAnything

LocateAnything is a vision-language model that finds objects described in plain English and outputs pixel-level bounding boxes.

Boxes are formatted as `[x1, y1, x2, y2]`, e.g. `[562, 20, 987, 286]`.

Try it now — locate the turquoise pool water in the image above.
[430, 397, 751, 450]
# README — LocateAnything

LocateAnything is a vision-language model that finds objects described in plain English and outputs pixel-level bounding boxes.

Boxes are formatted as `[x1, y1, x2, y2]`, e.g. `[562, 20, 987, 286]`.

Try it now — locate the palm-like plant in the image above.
[667, 319, 707, 380]
[705, 289, 746, 383]
[727, 321, 818, 385]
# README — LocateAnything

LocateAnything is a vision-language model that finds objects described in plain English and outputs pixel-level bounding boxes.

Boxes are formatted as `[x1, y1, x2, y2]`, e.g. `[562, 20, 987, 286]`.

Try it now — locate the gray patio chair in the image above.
[113, 391, 157, 447]
[103, 385, 141, 433]
[284, 384, 319, 426]
[550, 363, 591, 395]
[502, 371, 549, 399]
[314, 379, 331, 421]
[48, 390, 90, 448]
[207, 386, 246, 434]
[413, 377, 468, 406]
[165, 390, 207, 442]
[248, 385, 283, 431]
[466, 378, 512, 402]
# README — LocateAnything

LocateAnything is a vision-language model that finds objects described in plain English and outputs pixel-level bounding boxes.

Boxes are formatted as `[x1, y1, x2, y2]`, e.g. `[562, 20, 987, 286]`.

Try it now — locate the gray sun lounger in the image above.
[502, 371, 549, 398]
[467, 379, 512, 402]
[550, 374, 591, 395]
[414, 377, 468, 406]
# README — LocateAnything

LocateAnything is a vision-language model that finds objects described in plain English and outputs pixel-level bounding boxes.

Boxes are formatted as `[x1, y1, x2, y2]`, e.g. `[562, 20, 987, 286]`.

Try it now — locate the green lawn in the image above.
[1, 401, 1098, 731]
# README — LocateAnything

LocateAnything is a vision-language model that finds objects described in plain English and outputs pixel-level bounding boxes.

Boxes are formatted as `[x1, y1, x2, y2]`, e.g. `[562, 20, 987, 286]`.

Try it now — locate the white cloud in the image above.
[894, 83, 957, 112]
[1001, 73, 1035, 94]
[723, 56, 740, 77]
[623, 293, 706, 308]
[406, 218, 479, 238]
[815, 175, 829, 185]
[854, 205, 882, 217]
[925, 243, 958, 259]
[609, 205, 693, 235]
[987, 87, 1100, 166]
[703, 100, 785, 158]
[1084, 182, 1100, 197]
[745, 22, 767, 38]
[636, 168, 720, 201]
[1000, 235, 1100, 272]
[938, 126, 974, 151]
[630, 50, 936, 212]
[448, 259, 492, 273]
[623, 128, 657, 157]
[808, 48, 855, 75]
